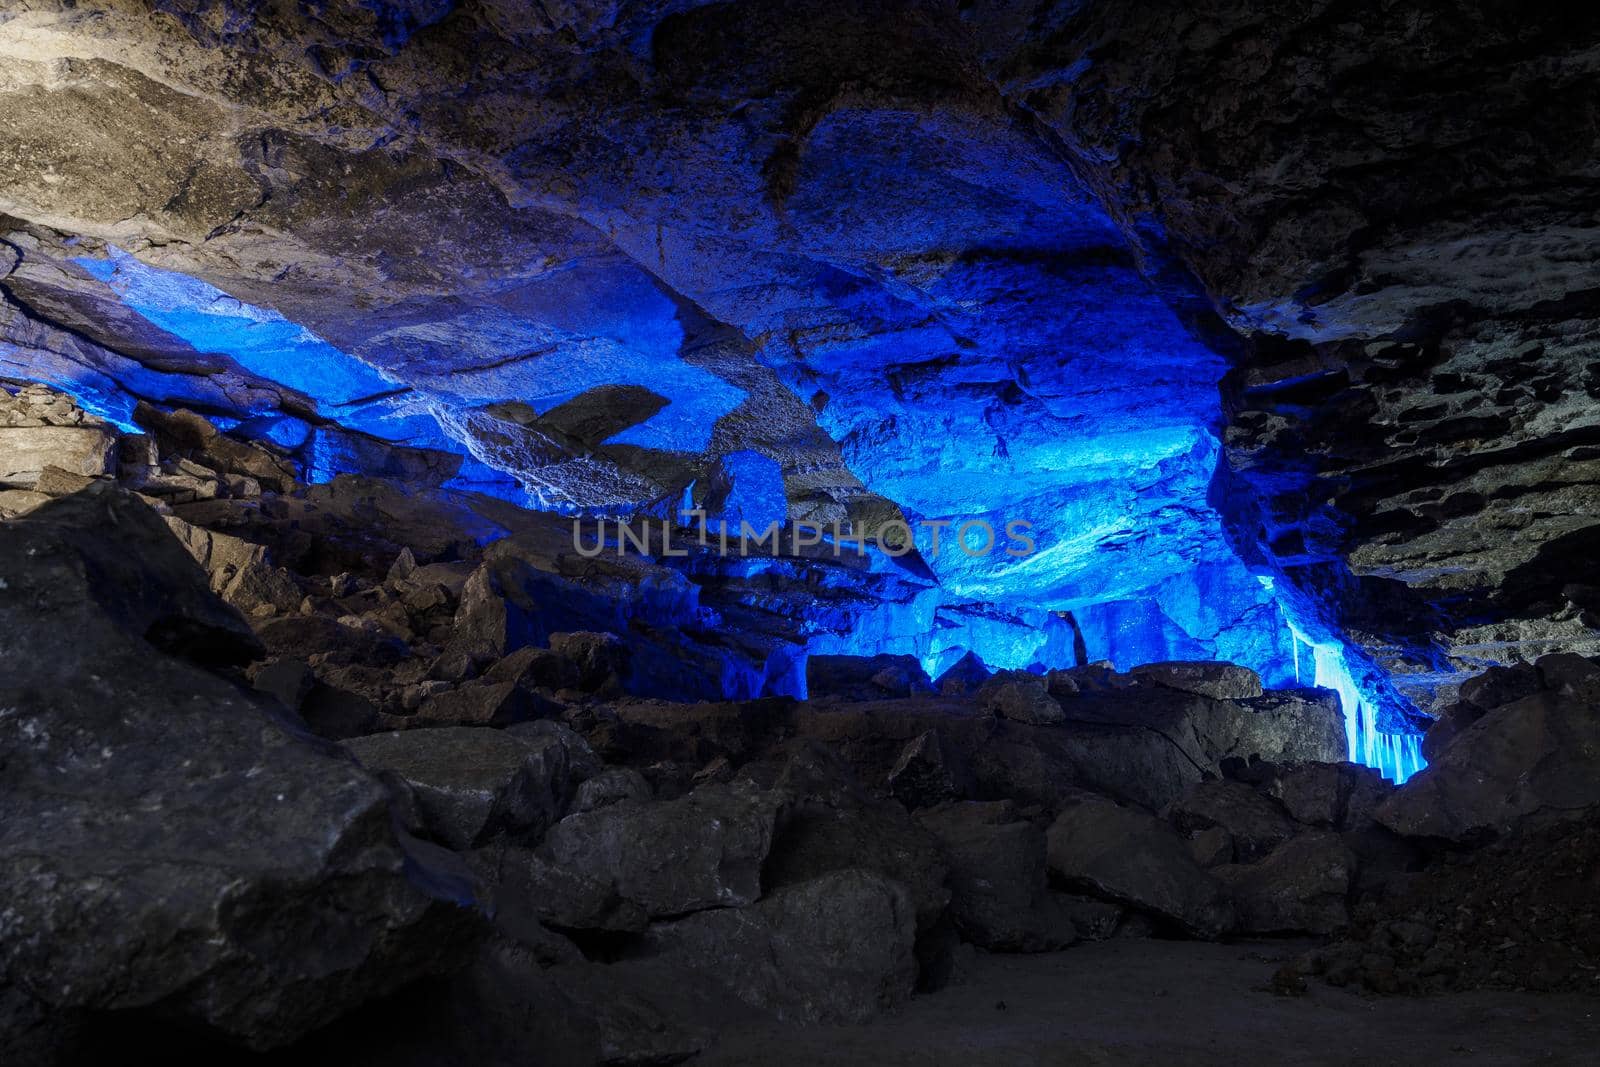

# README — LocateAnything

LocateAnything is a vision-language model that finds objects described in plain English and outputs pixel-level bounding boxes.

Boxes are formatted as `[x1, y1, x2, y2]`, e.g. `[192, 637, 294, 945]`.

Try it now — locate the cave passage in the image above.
[14, 243, 1424, 781]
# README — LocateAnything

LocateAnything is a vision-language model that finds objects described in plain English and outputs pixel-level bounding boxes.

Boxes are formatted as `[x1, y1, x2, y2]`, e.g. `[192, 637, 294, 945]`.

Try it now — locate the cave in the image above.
[2, 2, 1599, 1063]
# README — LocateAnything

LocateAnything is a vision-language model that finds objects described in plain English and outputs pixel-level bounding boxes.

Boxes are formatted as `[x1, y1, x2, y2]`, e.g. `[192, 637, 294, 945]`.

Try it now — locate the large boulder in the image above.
[1377, 690, 1600, 843]
[1272, 761, 1393, 831]
[977, 670, 1066, 725]
[1165, 779, 1297, 863]
[0, 490, 457, 1052]
[0, 426, 116, 488]
[1045, 799, 1232, 938]
[1215, 833, 1358, 935]
[918, 801, 1074, 952]
[642, 869, 919, 1024]
[344, 727, 569, 850]
[762, 743, 950, 933]
[1130, 661, 1264, 700]
[535, 780, 786, 919]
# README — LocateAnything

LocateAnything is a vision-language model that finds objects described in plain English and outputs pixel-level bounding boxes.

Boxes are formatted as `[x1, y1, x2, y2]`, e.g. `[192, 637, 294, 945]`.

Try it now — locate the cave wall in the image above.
[2, 0, 1595, 724]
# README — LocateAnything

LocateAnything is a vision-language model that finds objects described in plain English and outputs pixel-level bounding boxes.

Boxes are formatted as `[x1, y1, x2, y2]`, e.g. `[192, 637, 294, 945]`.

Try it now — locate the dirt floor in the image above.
[698, 939, 1600, 1066]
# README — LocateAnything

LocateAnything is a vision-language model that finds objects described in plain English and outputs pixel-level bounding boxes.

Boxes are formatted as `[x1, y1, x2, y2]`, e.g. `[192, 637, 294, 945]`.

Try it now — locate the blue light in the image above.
[1286, 623, 1426, 783]
[74, 249, 402, 411]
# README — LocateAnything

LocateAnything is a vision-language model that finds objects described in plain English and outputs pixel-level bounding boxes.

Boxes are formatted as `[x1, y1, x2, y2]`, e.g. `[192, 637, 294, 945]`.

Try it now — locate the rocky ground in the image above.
[4, 388, 1600, 1065]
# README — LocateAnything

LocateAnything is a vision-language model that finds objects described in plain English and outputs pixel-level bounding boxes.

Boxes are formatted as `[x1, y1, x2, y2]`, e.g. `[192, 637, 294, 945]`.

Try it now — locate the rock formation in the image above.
[1, 2, 1598, 1061]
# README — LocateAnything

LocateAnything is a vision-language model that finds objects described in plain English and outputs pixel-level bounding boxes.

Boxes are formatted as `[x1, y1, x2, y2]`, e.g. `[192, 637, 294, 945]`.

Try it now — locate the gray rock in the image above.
[1377, 692, 1600, 843]
[1273, 761, 1393, 830]
[253, 658, 315, 710]
[0, 424, 116, 488]
[548, 630, 628, 690]
[1165, 779, 1297, 863]
[1215, 832, 1357, 935]
[572, 768, 652, 813]
[1131, 661, 1264, 700]
[934, 650, 991, 695]
[978, 671, 1065, 725]
[807, 653, 933, 701]
[0, 489, 454, 1050]
[643, 869, 919, 1024]
[1045, 799, 1232, 938]
[344, 727, 568, 849]
[415, 679, 532, 727]
[765, 743, 950, 932]
[919, 801, 1075, 952]
[886, 729, 969, 809]
[536, 780, 786, 919]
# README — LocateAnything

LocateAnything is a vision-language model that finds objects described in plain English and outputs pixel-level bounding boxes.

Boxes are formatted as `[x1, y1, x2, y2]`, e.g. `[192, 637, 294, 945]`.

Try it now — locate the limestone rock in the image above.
[978, 671, 1065, 726]
[1131, 661, 1264, 700]
[919, 801, 1075, 952]
[642, 869, 919, 1024]
[0, 425, 116, 488]
[1377, 692, 1600, 843]
[1045, 799, 1232, 939]
[535, 781, 786, 919]
[0, 486, 453, 1050]
[1165, 779, 1297, 863]
[344, 727, 569, 850]
[1215, 833, 1358, 936]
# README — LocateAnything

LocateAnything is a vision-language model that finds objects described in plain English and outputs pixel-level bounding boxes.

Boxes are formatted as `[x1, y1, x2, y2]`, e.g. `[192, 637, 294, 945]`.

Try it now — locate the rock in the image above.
[1215, 833, 1357, 935]
[978, 671, 1065, 725]
[387, 546, 418, 583]
[1273, 762, 1393, 830]
[1054, 894, 1126, 941]
[483, 646, 578, 692]
[1130, 661, 1264, 700]
[344, 727, 568, 849]
[299, 683, 381, 740]
[807, 653, 933, 701]
[571, 768, 652, 813]
[438, 560, 543, 678]
[764, 743, 950, 933]
[1377, 692, 1600, 843]
[1536, 652, 1600, 703]
[1185, 825, 1234, 868]
[415, 679, 535, 728]
[1, 488, 260, 666]
[1165, 779, 1297, 863]
[253, 658, 315, 710]
[32, 465, 100, 496]
[918, 802, 1075, 952]
[133, 404, 295, 493]
[643, 869, 919, 1024]
[535, 780, 786, 919]
[886, 729, 972, 810]
[473, 846, 649, 934]
[1045, 669, 1082, 698]
[1459, 662, 1543, 712]
[0, 425, 116, 488]
[504, 719, 605, 785]
[0, 487, 455, 1049]
[935, 651, 991, 695]
[1045, 799, 1232, 938]
[548, 631, 628, 690]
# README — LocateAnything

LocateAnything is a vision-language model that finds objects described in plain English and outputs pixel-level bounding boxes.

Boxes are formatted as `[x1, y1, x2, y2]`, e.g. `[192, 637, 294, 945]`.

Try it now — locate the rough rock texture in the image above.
[978, 0, 1600, 715]
[642, 869, 920, 1025]
[536, 781, 786, 919]
[1045, 800, 1232, 939]
[0, 489, 457, 1053]
[345, 727, 569, 850]
[919, 801, 1075, 952]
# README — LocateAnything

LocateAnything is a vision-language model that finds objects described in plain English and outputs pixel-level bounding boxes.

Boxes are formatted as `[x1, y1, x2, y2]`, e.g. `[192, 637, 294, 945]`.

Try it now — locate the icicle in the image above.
[1285, 623, 1425, 784]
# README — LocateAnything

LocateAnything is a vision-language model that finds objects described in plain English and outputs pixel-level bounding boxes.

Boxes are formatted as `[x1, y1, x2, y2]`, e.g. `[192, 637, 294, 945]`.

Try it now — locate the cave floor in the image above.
[698, 939, 1600, 1066]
